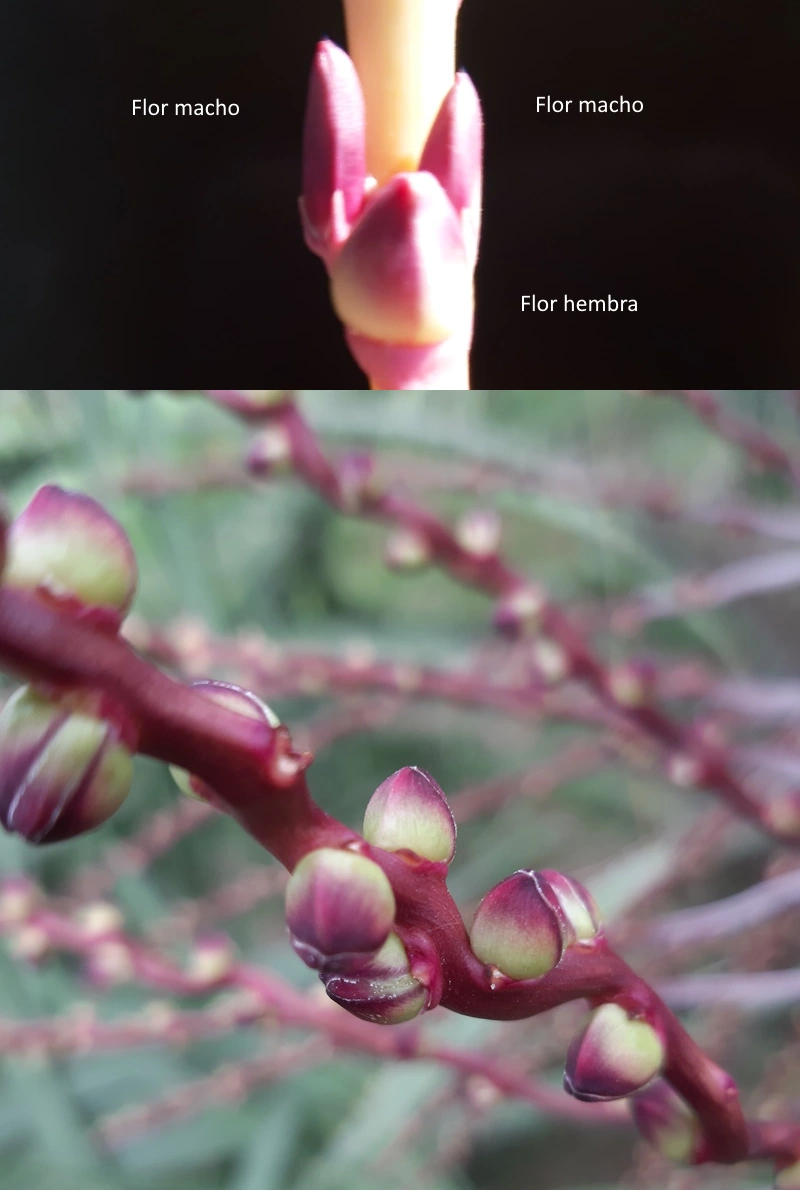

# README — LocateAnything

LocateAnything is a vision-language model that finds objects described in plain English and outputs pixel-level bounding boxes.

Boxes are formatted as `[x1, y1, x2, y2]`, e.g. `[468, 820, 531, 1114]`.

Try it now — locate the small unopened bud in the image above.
[0, 876, 40, 924]
[470, 870, 564, 980]
[10, 924, 50, 962]
[666, 753, 703, 788]
[188, 935, 235, 984]
[205, 391, 289, 418]
[322, 931, 427, 1024]
[564, 1003, 665, 1103]
[5, 486, 137, 631]
[245, 424, 294, 477]
[494, 585, 547, 637]
[606, 661, 655, 708]
[537, 870, 602, 944]
[76, 902, 125, 939]
[0, 686, 136, 845]
[531, 638, 570, 685]
[454, 508, 501, 560]
[631, 1080, 701, 1163]
[363, 766, 456, 862]
[285, 847, 395, 971]
[170, 681, 279, 800]
[87, 941, 135, 986]
[330, 171, 471, 346]
[384, 526, 432, 570]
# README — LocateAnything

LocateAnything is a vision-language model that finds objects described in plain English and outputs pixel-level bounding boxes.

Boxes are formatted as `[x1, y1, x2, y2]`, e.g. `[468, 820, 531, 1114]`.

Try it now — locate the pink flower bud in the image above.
[285, 847, 396, 970]
[493, 585, 548, 638]
[322, 931, 428, 1024]
[470, 870, 564, 980]
[454, 508, 501, 560]
[631, 1080, 701, 1163]
[536, 870, 602, 944]
[205, 391, 288, 418]
[419, 72, 483, 267]
[5, 486, 137, 631]
[0, 686, 136, 844]
[300, 40, 368, 262]
[384, 526, 432, 570]
[245, 424, 294, 478]
[564, 1003, 665, 1102]
[170, 682, 279, 801]
[330, 172, 471, 347]
[363, 766, 456, 862]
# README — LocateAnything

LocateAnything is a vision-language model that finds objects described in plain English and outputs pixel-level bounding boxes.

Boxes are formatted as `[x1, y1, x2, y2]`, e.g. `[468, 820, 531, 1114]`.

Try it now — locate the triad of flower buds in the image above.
[564, 1003, 665, 1103]
[285, 847, 396, 971]
[4, 485, 137, 631]
[0, 685, 136, 844]
[322, 931, 428, 1025]
[170, 681, 279, 801]
[470, 869, 601, 981]
[363, 766, 456, 863]
[631, 1080, 701, 1164]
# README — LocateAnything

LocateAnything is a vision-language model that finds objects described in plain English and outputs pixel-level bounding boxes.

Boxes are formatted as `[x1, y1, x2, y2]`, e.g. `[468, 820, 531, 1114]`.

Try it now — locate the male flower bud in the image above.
[536, 869, 602, 945]
[631, 1080, 701, 1163]
[170, 681, 279, 801]
[5, 485, 137, 631]
[322, 931, 427, 1024]
[0, 686, 136, 844]
[470, 870, 564, 980]
[564, 1003, 665, 1103]
[285, 847, 396, 970]
[363, 766, 456, 862]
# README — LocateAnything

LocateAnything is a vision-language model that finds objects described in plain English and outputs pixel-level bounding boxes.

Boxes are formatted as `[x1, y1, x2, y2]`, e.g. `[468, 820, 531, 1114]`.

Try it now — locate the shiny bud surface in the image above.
[363, 766, 456, 862]
[322, 931, 428, 1024]
[470, 870, 564, 980]
[565, 1003, 665, 1102]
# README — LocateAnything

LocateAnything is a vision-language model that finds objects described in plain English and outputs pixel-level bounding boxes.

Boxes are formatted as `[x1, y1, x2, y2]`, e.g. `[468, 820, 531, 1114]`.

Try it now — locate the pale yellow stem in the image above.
[342, 0, 461, 185]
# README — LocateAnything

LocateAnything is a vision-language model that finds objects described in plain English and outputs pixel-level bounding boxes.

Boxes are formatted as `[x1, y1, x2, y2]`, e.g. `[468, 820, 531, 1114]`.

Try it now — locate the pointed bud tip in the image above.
[363, 766, 456, 863]
[537, 870, 602, 943]
[286, 847, 395, 969]
[330, 171, 471, 346]
[470, 870, 563, 981]
[565, 1003, 665, 1103]
[5, 486, 137, 629]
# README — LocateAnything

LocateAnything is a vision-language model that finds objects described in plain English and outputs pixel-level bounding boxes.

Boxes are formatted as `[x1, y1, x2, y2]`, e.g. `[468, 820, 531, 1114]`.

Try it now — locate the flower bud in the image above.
[493, 585, 548, 638]
[631, 1080, 701, 1163]
[245, 424, 294, 478]
[454, 508, 501, 560]
[322, 931, 428, 1024]
[564, 1003, 665, 1102]
[419, 72, 483, 267]
[470, 870, 563, 980]
[205, 391, 289, 418]
[285, 847, 396, 970]
[170, 681, 279, 801]
[330, 171, 471, 347]
[536, 870, 602, 944]
[363, 766, 456, 862]
[384, 526, 432, 570]
[0, 686, 135, 844]
[4, 486, 137, 631]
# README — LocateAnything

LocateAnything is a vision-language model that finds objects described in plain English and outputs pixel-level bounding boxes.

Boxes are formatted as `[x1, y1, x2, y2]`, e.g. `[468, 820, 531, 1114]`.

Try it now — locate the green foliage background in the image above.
[0, 390, 797, 1190]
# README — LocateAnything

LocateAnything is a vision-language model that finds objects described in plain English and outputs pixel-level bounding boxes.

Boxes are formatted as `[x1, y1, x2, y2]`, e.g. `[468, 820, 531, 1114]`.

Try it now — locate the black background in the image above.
[1, 0, 799, 386]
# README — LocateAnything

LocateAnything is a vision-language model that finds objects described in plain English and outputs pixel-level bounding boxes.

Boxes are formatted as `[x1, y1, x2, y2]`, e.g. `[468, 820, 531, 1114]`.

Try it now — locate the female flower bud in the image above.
[631, 1080, 700, 1163]
[0, 686, 136, 844]
[564, 1003, 665, 1102]
[4, 486, 137, 631]
[285, 847, 396, 970]
[322, 932, 428, 1024]
[469, 870, 564, 980]
[363, 766, 456, 863]
[170, 681, 279, 801]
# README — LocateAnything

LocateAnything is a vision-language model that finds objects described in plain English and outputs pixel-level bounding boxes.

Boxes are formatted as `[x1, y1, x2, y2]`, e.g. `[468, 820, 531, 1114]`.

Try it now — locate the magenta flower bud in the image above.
[5, 486, 137, 631]
[285, 847, 396, 970]
[536, 870, 602, 944]
[205, 391, 288, 418]
[631, 1080, 701, 1163]
[564, 1003, 665, 1103]
[363, 766, 456, 863]
[470, 870, 564, 980]
[300, 40, 368, 262]
[322, 931, 428, 1024]
[170, 681, 279, 801]
[0, 685, 136, 844]
[419, 72, 483, 267]
[330, 171, 471, 347]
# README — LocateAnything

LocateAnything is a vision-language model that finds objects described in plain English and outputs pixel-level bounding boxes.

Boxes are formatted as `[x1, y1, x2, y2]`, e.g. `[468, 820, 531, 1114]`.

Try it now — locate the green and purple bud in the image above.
[564, 1003, 665, 1103]
[4, 486, 137, 632]
[285, 846, 396, 970]
[363, 766, 456, 862]
[322, 931, 428, 1024]
[631, 1080, 701, 1163]
[0, 685, 137, 844]
[205, 391, 289, 418]
[470, 869, 601, 981]
[170, 681, 279, 803]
